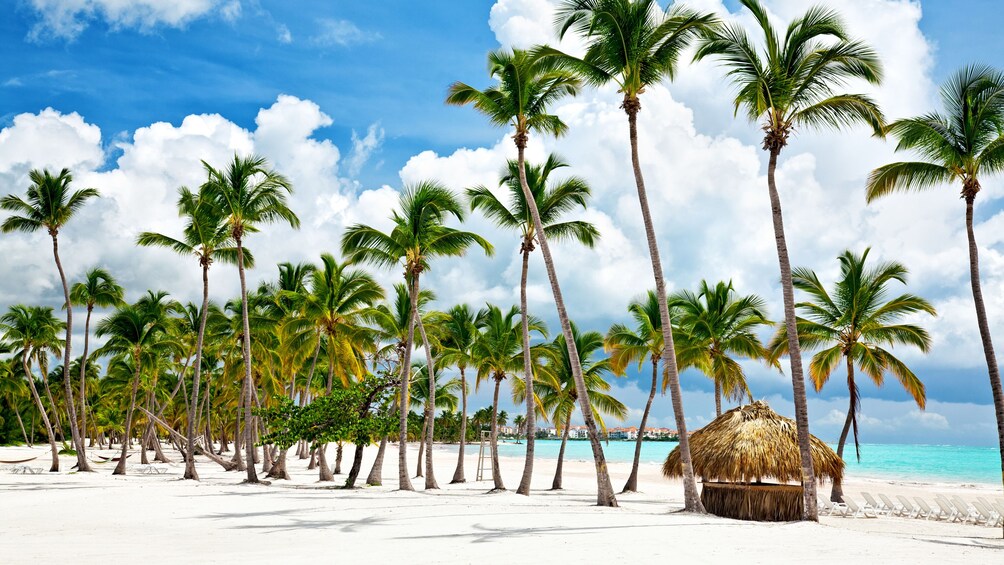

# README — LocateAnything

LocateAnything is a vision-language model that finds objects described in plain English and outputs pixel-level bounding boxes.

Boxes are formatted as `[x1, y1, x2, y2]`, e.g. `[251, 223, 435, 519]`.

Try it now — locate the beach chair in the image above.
[897, 495, 924, 519]
[992, 501, 1004, 525]
[933, 497, 958, 521]
[943, 496, 973, 523]
[878, 493, 903, 516]
[915, 498, 941, 520]
[971, 500, 1000, 527]
[861, 492, 886, 515]
[819, 497, 849, 517]
[844, 497, 877, 518]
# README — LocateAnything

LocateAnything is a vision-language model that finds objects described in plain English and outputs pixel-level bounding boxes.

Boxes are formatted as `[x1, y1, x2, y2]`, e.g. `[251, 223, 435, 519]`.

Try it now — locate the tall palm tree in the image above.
[470, 304, 546, 491]
[343, 181, 493, 490]
[0, 305, 64, 470]
[69, 267, 125, 460]
[137, 184, 243, 479]
[284, 253, 383, 481]
[203, 153, 300, 483]
[693, 0, 884, 520]
[605, 290, 665, 492]
[95, 295, 174, 474]
[448, 48, 618, 507]
[671, 280, 774, 416]
[540, 322, 627, 490]
[866, 65, 1004, 503]
[468, 153, 599, 494]
[437, 303, 479, 483]
[1, 167, 100, 471]
[548, 0, 717, 512]
[770, 249, 935, 501]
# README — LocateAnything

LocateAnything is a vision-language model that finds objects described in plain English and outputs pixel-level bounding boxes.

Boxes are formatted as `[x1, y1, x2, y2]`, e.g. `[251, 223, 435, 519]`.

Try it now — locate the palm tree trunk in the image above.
[623, 358, 658, 492]
[552, 412, 572, 490]
[185, 262, 212, 480]
[267, 447, 291, 480]
[623, 100, 700, 512]
[766, 147, 817, 520]
[51, 235, 91, 472]
[489, 377, 505, 491]
[415, 418, 426, 477]
[39, 356, 62, 438]
[78, 305, 93, 461]
[114, 356, 143, 475]
[514, 137, 616, 507]
[345, 442, 365, 488]
[395, 274, 419, 491]
[367, 435, 388, 486]
[964, 194, 1004, 524]
[415, 314, 440, 489]
[14, 404, 30, 447]
[23, 358, 59, 471]
[714, 381, 722, 418]
[451, 367, 468, 483]
[517, 243, 536, 496]
[831, 356, 858, 503]
[317, 443, 334, 481]
[235, 237, 259, 483]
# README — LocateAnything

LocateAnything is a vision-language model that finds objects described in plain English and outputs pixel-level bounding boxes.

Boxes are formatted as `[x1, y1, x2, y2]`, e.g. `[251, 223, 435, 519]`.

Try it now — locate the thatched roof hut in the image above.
[662, 401, 843, 521]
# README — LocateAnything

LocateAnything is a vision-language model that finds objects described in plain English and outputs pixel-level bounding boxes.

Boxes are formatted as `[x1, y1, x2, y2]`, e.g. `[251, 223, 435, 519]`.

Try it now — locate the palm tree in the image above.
[671, 280, 774, 416]
[138, 184, 244, 479]
[604, 290, 669, 492]
[548, 0, 716, 512]
[770, 249, 935, 501]
[0, 305, 64, 470]
[448, 48, 618, 507]
[203, 154, 300, 483]
[693, 0, 884, 520]
[437, 303, 479, 483]
[1, 167, 100, 471]
[470, 304, 546, 491]
[284, 253, 383, 481]
[343, 181, 493, 490]
[95, 295, 174, 475]
[69, 267, 125, 460]
[540, 322, 627, 490]
[468, 153, 599, 494]
[866, 65, 1004, 503]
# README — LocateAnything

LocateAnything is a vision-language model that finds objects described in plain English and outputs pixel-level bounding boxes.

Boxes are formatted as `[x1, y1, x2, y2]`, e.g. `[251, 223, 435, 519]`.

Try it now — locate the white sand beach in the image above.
[1, 443, 1002, 564]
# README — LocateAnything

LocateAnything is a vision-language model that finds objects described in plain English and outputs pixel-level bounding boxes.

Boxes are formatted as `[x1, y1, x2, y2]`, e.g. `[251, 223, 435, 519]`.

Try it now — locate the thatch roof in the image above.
[662, 401, 843, 484]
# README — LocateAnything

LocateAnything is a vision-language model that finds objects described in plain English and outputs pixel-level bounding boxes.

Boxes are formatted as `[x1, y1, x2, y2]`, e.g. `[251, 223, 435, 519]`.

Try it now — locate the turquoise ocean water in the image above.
[496, 439, 1002, 486]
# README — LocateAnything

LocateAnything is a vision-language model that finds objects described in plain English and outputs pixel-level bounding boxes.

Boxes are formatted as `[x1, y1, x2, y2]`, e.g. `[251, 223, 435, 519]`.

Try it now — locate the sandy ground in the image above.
[1, 442, 1002, 564]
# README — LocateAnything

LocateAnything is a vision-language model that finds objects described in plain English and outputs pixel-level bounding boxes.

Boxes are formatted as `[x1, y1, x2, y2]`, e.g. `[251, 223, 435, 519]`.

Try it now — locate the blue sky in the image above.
[1, 1, 1003, 446]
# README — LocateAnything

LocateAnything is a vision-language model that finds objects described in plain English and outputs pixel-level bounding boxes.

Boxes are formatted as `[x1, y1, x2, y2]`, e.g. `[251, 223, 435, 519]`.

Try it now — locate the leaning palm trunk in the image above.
[14, 405, 30, 447]
[623, 100, 700, 511]
[964, 194, 1004, 511]
[415, 418, 426, 477]
[489, 377, 505, 491]
[78, 305, 94, 461]
[396, 275, 421, 491]
[515, 137, 617, 507]
[184, 262, 212, 480]
[766, 148, 818, 520]
[235, 238, 258, 483]
[830, 357, 858, 502]
[23, 358, 59, 471]
[51, 235, 92, 472]
[451, 368, 468, 483]
[114, 357, 143, 475]
[416, 315, 440, 489]
[516, 242, 536, 496]
[367, 435, 389, 486]
[552, 412, 572, 490]
[624, 358, 658, 492]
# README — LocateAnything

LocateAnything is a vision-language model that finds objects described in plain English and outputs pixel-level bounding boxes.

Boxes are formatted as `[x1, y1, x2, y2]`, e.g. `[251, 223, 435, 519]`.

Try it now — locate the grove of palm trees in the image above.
[2, 0, 1004, 561]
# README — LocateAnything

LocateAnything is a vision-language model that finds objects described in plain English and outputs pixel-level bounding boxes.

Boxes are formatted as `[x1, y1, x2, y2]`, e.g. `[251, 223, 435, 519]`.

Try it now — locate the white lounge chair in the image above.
[878, 493, 903, 516]
[897, 495, 925, 519]
[949, 496, 981, 524]
[844, 497, 877, 518]
[971, 500, 1000, 527]
[819, 497, 849, 517]
[992, 501, 1004, 525]
[933, 497, 958, 521]
[915, 498, 942, 520]
[861, 492, 886, 515]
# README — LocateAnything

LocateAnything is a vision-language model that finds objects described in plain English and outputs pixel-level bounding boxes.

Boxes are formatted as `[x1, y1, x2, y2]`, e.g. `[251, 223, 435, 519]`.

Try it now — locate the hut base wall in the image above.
[700, 482, 803, 522]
